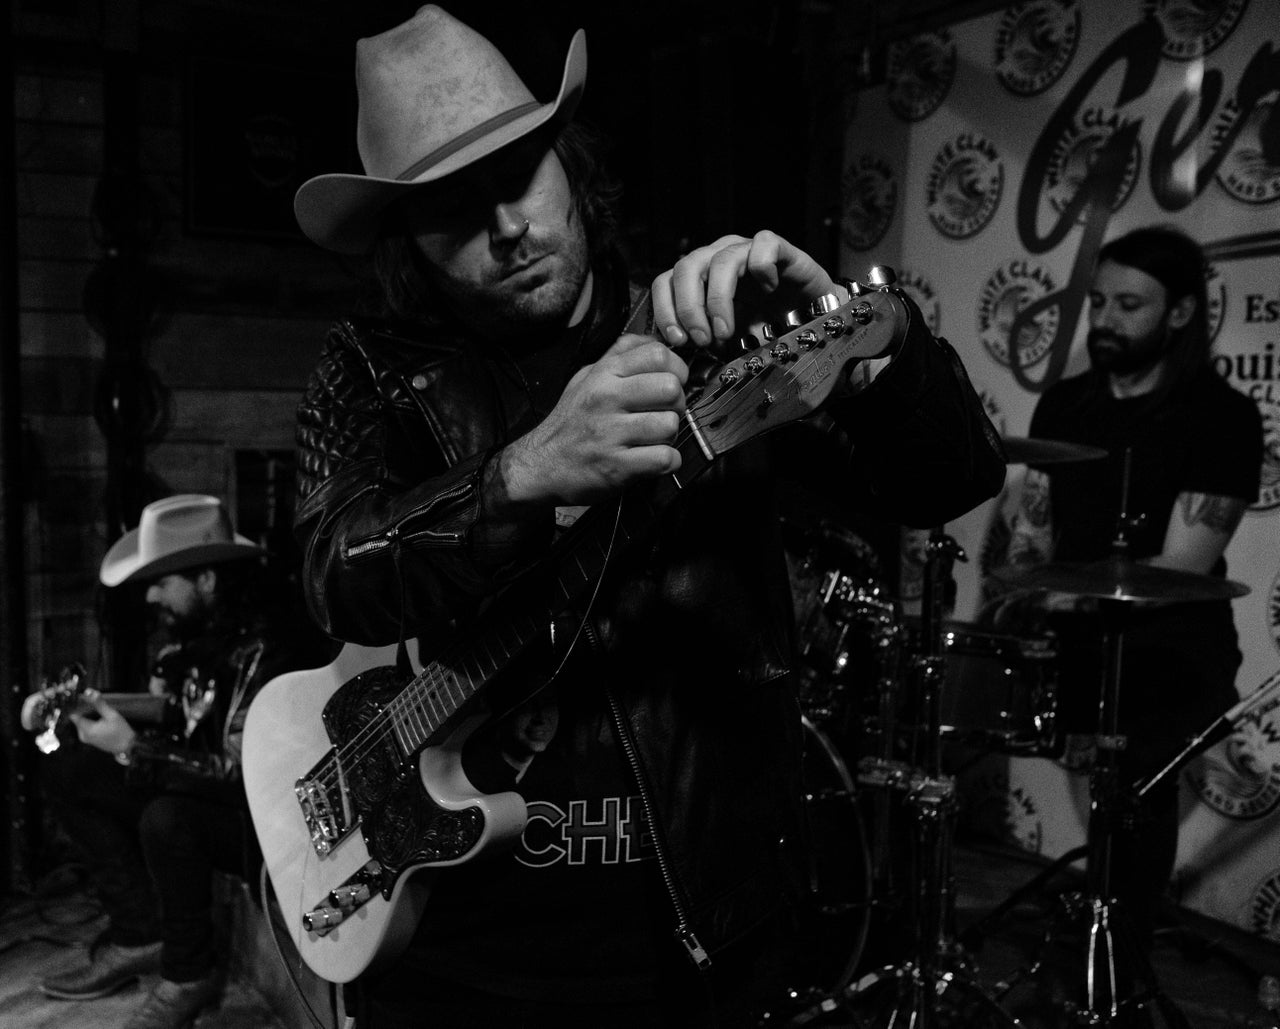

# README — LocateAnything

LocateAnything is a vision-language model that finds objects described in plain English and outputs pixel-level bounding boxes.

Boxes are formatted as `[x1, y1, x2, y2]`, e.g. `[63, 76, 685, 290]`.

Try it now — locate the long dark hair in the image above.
[1096, 225, 1212, 400]
[370, 121, 623, 322]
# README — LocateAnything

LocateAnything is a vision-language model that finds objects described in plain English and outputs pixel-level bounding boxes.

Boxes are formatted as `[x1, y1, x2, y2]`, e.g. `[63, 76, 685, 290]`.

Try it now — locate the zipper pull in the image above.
[678, 927, 711, 970]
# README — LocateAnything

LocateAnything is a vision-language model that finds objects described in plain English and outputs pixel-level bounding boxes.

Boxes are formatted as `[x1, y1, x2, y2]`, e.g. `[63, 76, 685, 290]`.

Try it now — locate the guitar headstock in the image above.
[31, 662, 90, 755]
[683, 269, 910, 461]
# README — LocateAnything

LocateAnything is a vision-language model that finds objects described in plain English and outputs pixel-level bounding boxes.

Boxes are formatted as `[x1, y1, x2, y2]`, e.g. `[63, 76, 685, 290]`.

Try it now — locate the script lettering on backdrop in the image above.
[1008, 19, 1280, 392]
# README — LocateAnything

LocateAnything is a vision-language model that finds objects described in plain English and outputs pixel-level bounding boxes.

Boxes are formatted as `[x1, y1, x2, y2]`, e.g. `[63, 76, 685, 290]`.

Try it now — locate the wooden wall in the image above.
[12, 0, 366, 690]
[9, 0, 843, 697]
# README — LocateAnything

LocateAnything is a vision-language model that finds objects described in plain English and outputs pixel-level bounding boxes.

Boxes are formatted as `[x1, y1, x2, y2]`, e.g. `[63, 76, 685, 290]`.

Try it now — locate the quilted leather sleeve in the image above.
[293, 322, 554, 646]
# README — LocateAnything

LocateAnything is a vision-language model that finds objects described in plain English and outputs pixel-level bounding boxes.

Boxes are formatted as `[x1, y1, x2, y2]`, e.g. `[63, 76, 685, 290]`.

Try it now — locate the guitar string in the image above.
[305, 307, 871, 794]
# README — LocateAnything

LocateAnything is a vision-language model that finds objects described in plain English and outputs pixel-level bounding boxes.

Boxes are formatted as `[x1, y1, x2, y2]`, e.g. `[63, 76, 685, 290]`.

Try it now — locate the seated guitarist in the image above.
[290, 6, 1006, 1026]
[24, 494, 318, 1029]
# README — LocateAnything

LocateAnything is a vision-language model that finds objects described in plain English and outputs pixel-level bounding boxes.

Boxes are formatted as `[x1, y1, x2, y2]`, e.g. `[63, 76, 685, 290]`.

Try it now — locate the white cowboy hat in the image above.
[99, 494, 263, 587]
[294, 4, 587, 255]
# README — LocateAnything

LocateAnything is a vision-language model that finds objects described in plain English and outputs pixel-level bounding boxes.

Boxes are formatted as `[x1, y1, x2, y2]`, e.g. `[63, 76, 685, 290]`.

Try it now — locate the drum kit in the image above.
[766, 436, 1253, 1028]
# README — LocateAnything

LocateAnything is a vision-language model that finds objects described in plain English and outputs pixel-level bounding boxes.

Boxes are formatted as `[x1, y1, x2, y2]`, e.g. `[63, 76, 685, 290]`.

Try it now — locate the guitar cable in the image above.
[259, 860, 349, 1029]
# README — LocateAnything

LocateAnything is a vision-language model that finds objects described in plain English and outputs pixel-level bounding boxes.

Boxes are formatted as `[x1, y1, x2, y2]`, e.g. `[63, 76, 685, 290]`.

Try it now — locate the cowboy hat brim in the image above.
[100, 534, 264, 588]
[295, 28, 587, 256]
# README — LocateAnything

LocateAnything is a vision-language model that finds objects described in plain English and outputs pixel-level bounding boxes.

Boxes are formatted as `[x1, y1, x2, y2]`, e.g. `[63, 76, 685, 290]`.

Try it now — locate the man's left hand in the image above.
[68, 694, 137, 756]
[650, 231, 836, 347]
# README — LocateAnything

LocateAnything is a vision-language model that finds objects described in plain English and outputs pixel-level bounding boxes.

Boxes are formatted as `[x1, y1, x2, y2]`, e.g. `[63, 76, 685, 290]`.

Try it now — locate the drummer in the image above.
[995, 225, 1263, 945]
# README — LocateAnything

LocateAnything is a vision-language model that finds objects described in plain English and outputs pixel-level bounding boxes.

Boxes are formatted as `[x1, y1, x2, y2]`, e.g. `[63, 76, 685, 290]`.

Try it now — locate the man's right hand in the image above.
[500, 333, 689, 507]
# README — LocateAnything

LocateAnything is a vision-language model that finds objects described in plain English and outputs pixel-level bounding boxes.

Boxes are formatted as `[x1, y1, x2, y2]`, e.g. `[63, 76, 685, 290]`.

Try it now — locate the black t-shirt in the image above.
[1029, 367, 1261, 570]
[376, 665, 672, 1005]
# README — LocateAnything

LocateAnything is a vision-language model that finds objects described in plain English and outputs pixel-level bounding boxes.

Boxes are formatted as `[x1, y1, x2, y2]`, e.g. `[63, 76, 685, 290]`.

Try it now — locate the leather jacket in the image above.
[293, 266, 1006, 966]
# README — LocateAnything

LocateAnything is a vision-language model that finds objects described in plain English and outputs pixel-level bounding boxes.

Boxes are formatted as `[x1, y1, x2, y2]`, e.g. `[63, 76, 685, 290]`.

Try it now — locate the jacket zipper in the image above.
[343, 480, 473, 560]
[594, 625, 711, 971]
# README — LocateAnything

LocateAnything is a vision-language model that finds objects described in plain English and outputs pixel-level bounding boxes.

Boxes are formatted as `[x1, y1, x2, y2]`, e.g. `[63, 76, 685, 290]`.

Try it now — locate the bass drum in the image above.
[754, 716, 874, 1020]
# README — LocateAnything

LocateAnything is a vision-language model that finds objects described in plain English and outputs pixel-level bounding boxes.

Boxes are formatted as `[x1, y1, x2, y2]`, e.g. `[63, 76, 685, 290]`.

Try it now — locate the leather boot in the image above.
[40, 940, 162, 999]
[123, 974, 221, 1029]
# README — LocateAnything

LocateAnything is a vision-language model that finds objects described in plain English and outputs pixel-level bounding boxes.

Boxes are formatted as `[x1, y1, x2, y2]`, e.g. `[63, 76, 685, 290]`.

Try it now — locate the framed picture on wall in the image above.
[184, 58, 357, 241]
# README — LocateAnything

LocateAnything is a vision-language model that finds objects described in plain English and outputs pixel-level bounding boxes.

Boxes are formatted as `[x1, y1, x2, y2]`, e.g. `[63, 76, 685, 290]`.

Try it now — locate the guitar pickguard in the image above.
[303, 664, 485, 884]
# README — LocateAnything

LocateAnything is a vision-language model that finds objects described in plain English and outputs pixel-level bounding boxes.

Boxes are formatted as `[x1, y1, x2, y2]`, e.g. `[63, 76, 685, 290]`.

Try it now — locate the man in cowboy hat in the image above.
[291, 5, 1004, 1025]
[25, 494, 319, 1029]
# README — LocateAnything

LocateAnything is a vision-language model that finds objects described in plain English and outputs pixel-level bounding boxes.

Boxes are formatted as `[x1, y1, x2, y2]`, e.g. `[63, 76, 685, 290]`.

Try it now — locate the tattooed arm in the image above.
[982, 468, 1071, 628]
[1007, 468, 1055, 566]
[1149, 491, 1248, 576]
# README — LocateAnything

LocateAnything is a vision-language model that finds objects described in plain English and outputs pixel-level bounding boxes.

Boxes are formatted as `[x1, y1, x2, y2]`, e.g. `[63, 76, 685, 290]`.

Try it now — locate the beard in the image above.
[433, 214, 591, 341]
[1086, 324, 1169, 377]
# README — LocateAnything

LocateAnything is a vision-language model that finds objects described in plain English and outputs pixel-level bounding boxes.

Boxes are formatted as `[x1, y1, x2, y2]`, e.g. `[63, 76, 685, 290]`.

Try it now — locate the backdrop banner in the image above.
[842, 0, 1280, 938]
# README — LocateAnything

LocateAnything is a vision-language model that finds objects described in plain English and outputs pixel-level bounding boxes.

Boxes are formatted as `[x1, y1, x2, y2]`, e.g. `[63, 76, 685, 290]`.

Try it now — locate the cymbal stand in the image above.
[1012, 450, 1190, 1027]
[801, 525, 1020, 1028]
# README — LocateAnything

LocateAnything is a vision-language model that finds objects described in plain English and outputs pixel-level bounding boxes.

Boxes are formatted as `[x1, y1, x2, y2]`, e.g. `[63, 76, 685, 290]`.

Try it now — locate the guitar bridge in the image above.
[295, 751, 353, 856]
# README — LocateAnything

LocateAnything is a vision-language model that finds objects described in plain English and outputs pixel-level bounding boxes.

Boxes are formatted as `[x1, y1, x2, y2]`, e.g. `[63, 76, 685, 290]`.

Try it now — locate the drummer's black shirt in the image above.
[1029, 366, 1261, 569]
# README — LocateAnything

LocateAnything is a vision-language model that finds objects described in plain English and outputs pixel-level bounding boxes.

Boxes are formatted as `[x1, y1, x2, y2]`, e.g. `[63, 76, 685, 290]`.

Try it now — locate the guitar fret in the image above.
[456, 654, 481, 701]
[423, 678, 446, 728]
[441, 668, 466, 710]
[408, 681, 431, 742]
[391, 710, 413, 758]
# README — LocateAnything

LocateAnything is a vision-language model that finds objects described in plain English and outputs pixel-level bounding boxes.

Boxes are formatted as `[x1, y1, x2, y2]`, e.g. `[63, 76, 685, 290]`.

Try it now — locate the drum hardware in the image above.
[978, 449, 1248, 1027]
[783, 525, 1022, 1028]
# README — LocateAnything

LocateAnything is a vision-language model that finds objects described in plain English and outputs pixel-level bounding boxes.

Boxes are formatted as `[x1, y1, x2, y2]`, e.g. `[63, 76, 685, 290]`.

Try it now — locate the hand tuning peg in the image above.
[867, 266, 897, 287]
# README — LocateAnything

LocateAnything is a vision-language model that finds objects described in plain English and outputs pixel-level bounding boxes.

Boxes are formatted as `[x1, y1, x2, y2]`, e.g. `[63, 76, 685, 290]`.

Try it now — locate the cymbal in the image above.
[1000, 436, 1107, 465]
[990, 557, 1249, 602]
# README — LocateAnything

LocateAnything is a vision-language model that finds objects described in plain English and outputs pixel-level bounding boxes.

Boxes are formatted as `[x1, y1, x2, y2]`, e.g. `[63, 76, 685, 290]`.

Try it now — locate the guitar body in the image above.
[241, 641, 526, 983]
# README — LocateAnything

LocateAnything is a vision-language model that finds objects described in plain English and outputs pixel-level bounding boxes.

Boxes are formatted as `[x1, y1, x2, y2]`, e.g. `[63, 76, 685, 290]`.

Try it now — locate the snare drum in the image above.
[907, 620, 1058, 754]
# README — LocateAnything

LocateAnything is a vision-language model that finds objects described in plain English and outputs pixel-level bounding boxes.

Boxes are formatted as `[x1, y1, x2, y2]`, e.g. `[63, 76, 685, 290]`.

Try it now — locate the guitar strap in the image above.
[623, 287, 655, 337]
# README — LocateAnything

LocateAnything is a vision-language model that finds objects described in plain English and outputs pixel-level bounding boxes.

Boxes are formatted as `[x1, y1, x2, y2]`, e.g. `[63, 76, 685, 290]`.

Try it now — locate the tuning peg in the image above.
[809, 293, 843, 316]
[867, 266, 897, 286]
[765, 309, 805, 341]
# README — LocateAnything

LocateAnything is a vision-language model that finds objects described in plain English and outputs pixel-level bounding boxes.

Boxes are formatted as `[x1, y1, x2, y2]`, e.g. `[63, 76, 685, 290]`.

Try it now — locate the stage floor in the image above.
[0, 842, 1276, 1028]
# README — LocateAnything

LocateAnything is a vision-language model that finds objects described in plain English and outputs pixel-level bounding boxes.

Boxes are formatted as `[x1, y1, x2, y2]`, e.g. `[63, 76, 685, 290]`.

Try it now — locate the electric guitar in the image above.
[242, 275, 913, 983]
[22, 663, 174, 755]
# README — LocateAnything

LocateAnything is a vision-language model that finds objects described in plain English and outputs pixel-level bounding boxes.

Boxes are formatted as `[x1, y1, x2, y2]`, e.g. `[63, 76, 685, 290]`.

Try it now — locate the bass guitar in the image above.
[242, 274, 912, 982]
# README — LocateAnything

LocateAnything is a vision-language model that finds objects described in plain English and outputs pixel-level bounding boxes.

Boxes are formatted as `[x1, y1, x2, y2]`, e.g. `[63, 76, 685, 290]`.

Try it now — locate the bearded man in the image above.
[1004, 225, 1263, 945]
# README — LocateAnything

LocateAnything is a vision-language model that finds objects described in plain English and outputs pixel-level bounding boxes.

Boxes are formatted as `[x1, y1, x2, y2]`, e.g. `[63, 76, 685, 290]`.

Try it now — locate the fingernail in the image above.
[690, 328, 709, 346]
[664, 324, 686, 344]
[712, 317, 729, 339]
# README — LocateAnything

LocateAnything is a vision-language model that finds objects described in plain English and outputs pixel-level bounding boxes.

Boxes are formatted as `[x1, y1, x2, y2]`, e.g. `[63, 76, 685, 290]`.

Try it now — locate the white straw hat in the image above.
[99, 494, 263, 587]
[294, 5, 587, 255]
